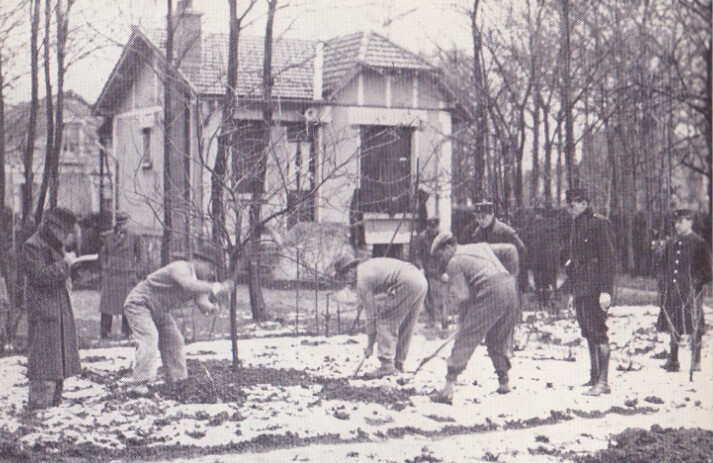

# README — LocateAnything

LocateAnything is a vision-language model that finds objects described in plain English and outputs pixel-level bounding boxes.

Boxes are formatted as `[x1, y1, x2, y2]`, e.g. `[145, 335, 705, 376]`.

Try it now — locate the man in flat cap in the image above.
[334, 254, 427, 379]
[562, 187, 617, 396]
[656, 208, 711, 372]
[471, 201, 529, 300]
[122, 245, 233, 392]
[99, 211, 147, 339]
[412, 217, 448, 329]
[430, 232, 520, 403]
[22, 208, 81, 409]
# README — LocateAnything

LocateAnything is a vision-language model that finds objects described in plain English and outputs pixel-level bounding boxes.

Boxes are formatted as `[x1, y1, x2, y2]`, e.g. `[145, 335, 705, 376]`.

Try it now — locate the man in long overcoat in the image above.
[334, 255, 427, 379]
[99, 212, 146, 339]
[562, 188, 617, 396]
[429, 232, 519, 404]
[22, 208, 81, 409]
[656, 208, 712, 372]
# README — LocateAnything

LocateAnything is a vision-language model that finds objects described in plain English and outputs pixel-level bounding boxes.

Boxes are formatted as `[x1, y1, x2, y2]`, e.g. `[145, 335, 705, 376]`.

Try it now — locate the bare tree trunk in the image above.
[470, 0, 487, 202]
[222, 0, 240, 374]
[22, 0, 40, 226]
[513, 112, 525, 208]
[161, 0, 174, 266]
[49, 0, 73, 209]
[531, 93, 540, 202]
[247, 0, 278, 322]
[542, 104, 552, 207]
[560, 0, 576, 189]
[556, 119, 563, 205]
[35, 0, 54, 224]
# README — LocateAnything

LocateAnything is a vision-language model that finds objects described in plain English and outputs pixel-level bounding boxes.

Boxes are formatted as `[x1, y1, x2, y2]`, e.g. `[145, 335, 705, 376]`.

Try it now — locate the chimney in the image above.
[174, 0, 202, 69]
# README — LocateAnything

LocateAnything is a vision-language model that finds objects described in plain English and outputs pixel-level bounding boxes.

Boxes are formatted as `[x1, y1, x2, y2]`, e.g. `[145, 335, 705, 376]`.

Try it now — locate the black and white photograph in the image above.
[0, 0, 711, 461]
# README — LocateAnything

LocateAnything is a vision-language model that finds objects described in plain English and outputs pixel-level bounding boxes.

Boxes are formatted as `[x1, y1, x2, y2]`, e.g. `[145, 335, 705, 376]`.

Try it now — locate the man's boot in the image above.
[584, 344, 611, 396]
[364, 358, 395, 380]
[496, 370, 511, 394]
[583, 341, 599, 386]
[662, 339, 680, 372]
[394, 360, 404, 373]
[693, 340, 702, 372]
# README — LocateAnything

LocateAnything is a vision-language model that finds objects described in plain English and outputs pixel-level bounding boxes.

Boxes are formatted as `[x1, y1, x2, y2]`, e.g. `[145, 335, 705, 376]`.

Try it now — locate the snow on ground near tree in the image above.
[1, 304, 712, 462]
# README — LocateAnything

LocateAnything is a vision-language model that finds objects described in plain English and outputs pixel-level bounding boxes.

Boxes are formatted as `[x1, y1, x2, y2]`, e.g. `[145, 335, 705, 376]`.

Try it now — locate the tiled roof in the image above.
[146, 29, 316, 99]
[322, 31, 434, 96]
[139, 29, 434, 99]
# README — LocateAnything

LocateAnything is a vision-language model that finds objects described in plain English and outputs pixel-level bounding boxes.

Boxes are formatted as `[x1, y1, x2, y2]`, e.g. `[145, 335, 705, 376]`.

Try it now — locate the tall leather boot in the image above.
[662, 338, 680, 372]
[496, 370, 511, 394]
[582, 340, 599, 386]
[693, 337, 702, 372]
[584, 344, 611, 396]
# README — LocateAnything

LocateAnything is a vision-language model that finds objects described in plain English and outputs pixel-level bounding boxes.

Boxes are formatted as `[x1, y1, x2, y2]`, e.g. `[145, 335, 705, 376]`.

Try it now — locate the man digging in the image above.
[429, 232, 519, 404]
[122, 245, 232, 393]
[334, 255, 427, 379]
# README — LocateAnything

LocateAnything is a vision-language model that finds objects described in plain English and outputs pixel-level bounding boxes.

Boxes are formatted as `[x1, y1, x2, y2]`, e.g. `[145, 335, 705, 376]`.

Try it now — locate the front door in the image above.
[359, 125, 412, 214]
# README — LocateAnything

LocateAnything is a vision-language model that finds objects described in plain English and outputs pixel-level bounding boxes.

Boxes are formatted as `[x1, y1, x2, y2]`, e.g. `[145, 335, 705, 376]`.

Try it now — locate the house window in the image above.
[285, 123, 316, 226]
[141, 127, 152, 168]
[233, 120, 266, 193]
[359, 125, 413, 214]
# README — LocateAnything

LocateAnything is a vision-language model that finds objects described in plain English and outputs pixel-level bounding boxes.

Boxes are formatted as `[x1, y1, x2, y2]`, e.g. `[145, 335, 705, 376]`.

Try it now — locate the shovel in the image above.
[352, 354, 367, 379]
[401, 330, 458, 384]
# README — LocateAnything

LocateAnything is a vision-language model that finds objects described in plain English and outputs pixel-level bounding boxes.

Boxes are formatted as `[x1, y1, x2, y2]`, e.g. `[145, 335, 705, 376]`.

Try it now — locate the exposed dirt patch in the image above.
[91, 359, 417, 411]
[573, 426, 713, 463]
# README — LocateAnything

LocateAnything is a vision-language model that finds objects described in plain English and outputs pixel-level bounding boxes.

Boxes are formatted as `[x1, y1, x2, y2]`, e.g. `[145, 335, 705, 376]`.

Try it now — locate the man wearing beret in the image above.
[430, 232, 520, 403]
[656, 208, 712, 372]
[22, 208, 81, 409]
[471, 201, 529, 299]
[99, 211, 147, 339]
[122, 246, 233, 392]
[563, 188, 617, 396]
[334, 255, 427, 379]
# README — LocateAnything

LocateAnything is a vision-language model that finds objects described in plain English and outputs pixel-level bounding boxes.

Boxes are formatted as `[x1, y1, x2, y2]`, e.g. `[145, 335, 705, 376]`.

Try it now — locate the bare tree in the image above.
[22, 0, 40, 227]
[161, 0, 174, 266]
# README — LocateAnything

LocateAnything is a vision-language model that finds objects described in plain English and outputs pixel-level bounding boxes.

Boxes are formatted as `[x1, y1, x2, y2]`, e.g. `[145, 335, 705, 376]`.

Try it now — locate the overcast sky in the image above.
[6, 0, 515, 105]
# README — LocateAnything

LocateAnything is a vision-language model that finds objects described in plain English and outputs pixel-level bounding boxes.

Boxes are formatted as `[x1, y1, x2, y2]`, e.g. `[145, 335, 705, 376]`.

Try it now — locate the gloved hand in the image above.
[599, 292, 612, 311]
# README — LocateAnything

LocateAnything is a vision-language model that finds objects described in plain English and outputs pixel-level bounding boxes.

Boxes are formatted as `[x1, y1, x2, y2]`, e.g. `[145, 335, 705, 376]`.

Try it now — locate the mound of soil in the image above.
[576, 425, 712, 463]
[141, 359, 415, 410]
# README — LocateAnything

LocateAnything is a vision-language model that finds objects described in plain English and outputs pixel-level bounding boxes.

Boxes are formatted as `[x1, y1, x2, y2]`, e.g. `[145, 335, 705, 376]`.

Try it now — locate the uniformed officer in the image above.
[563, 188, 617, 396]
[429, 232, 519, 404]
[99, 211, 147, 339]
[471, 201, 529, 296]
[656, 208, 712, 372]
[334, 255, 427, 379]
[412, 217, 448, 329]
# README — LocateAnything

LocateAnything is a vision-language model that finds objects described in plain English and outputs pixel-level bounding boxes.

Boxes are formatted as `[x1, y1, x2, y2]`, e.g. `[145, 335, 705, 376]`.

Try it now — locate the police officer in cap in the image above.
[471, 201, 529, 296]
[656, 208, 712, 372]
[563, 187, 617, 396]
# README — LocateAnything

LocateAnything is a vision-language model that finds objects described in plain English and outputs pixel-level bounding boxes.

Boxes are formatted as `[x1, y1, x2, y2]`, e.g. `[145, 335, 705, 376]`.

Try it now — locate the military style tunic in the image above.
[564, 208, 616, 342]
[99, 228, 147, 316]
[413, 228, 447, 325]
[656, 232, 712, 335]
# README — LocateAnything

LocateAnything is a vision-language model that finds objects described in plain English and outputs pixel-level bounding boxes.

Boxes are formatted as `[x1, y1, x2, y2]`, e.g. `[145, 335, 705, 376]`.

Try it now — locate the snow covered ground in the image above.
[1, 303, 711, 462]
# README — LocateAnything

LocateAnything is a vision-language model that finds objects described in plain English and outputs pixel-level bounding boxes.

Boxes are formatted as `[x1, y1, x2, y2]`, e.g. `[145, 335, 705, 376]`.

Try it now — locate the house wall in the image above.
[319, 68, 452, 243]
